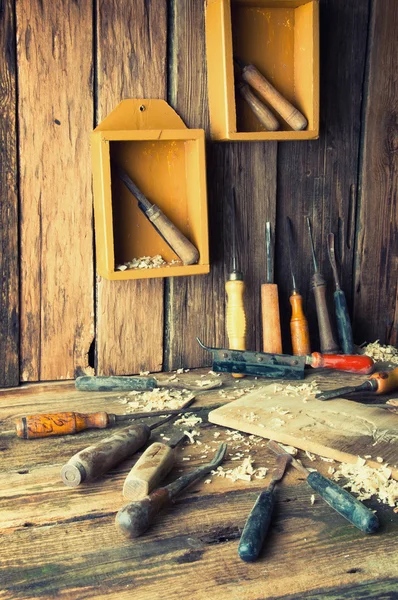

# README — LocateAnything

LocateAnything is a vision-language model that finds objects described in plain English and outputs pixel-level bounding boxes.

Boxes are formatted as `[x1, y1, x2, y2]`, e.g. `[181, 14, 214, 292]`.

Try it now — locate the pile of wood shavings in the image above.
[273, 380, 320, 403]
[209, 456, 268, 483]
[330, 457, 398, 510]
[119, 388, 194, 413]
[116, 255, 181, 270]
[360, 340, 398, 365]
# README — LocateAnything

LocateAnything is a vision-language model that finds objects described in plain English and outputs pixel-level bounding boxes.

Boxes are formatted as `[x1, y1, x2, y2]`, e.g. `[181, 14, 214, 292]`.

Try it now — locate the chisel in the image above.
[75, 375, 221, 392]
[113, 162, 199, 266]
[268, 441, 379, 534]
[261, 222, 282, 354]
[307, 217, 339, 354]
[327, 233, 354, 354]
[238, 453, 291, 562]
[316, 366, 398, 400]
[115, 442, 228, 538]
[236, 81, 280, 131]
[286, 218, 311, 356]
[60, 417, 173, 487]
[225, 189, 247, 378]
[122, 430, 188, 501]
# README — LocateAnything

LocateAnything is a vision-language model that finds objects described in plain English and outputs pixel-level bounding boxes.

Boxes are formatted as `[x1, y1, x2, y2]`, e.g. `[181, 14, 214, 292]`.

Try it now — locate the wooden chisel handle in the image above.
[15, 411, 111, 439]
[238, 83, 280, 131]
[238, 489, 276, 562]
[370, 367, 398, 393]
[334, 290, 354, 354]
[306, 472, 379, 534]
[261, 284, 282, 354]
[116, 488, 172, 538]
[309, 353, 374, 374]
[226, 279, 247, 378]
[311, 273, 339, 354]
[289, 291, 311, 356]
[241, 64, 307, 131]
[122, 442, 175, 501]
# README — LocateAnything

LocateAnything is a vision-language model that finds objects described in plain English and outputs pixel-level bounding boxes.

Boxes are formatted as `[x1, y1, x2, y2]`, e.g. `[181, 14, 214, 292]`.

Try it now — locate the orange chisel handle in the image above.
[309, 353, 374, 375]
[15, 412, 110, 439]
[289, 291, 311, 356]
[226, 279, 246, 378]
[261, 284, 282, 354]
[370, 367, 398, 393]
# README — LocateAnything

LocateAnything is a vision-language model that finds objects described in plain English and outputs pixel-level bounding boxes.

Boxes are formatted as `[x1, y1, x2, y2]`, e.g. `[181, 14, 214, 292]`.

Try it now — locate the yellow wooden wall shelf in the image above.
[91, 99, 210, 280]
[205, 0, 319, 141]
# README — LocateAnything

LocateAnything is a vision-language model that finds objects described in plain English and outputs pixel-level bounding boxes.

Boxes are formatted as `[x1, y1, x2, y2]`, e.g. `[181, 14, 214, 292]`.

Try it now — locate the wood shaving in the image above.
[120, 387, 194, 413]
[174, 413, 203, 427]
[211, 456, 268, 482]
[360, 340, 398, 365]
[332, 458, 398, 508]
[310, 494, 316, 505]
[116, 255, 182, 270]
[183, 429, 200, 444]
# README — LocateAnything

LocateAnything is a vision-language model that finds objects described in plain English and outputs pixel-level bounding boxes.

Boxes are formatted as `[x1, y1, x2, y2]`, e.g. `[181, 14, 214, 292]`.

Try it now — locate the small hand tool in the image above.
[238, 453, 291, 562]
[14, 398, 195, 439]
[197, 338, 374, 379]
[75, 374, 222, 392]
[236, 81, 280, 131]
[261, 222, 282, 354]
[115, 442, 228, 538]
[225, 189, 247, 378]
[113, 161, 199, 265]
[60, 417, 173, 487]
[316, 366, 398, 400]
[327, 233, 355, 354]
[234, 58, 307, 131]
[122, 430, 188, 501]
[307, 217, 339, 354]
[268, 441, 379, 534]
[286, 218, 311, 356]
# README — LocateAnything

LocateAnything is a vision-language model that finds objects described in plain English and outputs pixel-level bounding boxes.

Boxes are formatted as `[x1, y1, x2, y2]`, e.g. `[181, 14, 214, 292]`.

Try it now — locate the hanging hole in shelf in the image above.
[139, 105, 146, 112]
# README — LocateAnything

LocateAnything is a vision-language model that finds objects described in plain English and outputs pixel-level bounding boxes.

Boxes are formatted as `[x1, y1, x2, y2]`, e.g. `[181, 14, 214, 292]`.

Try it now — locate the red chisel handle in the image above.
[309, 353, 374, 375]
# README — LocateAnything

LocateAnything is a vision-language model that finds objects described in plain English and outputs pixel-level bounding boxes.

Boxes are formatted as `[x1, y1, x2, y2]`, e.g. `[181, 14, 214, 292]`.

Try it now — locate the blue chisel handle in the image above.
[334, 290, 354, 354]
[307, 472, 379, 533]
[238, 489, 276, 562]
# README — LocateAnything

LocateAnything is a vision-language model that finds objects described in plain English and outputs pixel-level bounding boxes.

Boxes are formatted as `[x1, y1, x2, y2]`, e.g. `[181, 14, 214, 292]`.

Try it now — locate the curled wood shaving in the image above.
[360, 340, 398, 365]
[116, 255, 182, 270]
[120, 387, 194, 413]
[211, 456, 268, 482]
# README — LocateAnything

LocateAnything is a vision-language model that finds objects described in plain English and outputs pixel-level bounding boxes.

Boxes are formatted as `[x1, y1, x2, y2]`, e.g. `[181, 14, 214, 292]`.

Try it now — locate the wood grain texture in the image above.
[95, 0, 167, 375]
[0, 371, 397, 599]
[0, 0, 19, 387]
[165, 0, 277, 369]
[275, 0, 370, 354]
[17, 0, 94, 381]
[353, 0, 398, 346]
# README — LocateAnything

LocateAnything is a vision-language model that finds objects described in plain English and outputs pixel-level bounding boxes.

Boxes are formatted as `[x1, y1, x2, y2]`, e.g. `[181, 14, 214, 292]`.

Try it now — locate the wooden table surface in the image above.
[1, 368, 397, 600]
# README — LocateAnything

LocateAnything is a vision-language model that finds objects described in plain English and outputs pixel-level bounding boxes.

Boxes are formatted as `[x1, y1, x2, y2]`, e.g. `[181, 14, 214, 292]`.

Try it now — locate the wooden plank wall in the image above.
[0, 0, 396, 387]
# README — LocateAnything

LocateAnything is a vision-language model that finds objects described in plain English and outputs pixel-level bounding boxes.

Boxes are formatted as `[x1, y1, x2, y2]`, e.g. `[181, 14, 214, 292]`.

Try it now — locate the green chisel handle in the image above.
[306, 472, 379, 534]
[334, 290, 354, 354]
[238, 489, 276, 562]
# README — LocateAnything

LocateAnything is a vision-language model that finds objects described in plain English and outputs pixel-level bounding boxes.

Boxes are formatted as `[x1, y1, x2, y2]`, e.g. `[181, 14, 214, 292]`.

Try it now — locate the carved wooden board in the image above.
[208, 384, 398, 478]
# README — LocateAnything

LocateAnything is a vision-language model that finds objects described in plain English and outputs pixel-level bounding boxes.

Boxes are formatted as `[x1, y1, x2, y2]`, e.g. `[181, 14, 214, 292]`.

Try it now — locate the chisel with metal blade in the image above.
[75, 375, 222, 392]
[327, 233, 354, 354]
[316, 366, 398, 400]
[268, 441, 379, 534]
[238, 452, 291, 562]
[197, 338, 374, 379]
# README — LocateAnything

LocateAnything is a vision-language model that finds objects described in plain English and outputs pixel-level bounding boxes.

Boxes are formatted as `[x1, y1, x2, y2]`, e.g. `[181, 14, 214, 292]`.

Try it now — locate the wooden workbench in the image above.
[1, 369, 397, 599]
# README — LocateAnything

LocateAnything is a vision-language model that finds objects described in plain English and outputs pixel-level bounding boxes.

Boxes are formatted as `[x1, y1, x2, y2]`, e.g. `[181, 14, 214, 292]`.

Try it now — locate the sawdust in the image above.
[119, 387, 195, 413]
[116, 255, 181, 270]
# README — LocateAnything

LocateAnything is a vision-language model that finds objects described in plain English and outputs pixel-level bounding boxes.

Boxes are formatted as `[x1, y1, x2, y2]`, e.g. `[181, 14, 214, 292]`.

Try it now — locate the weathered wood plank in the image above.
[165, 0, 277, 369]
[0, 0, 19, 387]
[17, 0, 94, 381]
[95, 0, 167, 376]
[275, 0, 370, 354]
[353, 0, 398, 346]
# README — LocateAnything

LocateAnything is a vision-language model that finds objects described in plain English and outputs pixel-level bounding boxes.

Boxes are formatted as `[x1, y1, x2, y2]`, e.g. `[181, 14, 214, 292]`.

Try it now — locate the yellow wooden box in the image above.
[205, 0, 319, 141]
[91, 99, 210, 280]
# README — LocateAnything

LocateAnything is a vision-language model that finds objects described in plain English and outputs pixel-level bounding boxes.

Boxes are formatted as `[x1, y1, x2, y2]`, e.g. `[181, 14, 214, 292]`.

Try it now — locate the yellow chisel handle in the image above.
[226, 279, 246, 378]
[122, 442, 175, 501]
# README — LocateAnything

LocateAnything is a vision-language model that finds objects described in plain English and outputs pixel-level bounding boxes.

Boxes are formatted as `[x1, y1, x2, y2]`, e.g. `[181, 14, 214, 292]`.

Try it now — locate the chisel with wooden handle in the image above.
[113, 162, 199, 265]
[268, 441, 379, 534]
[237, 82, 280, 131]
[261, 222, 282, 354]
[122, 430, 188, 501]
[316, 366, 398, 400]
[115, 442, 228, 538]
[235, 58, 307, 131]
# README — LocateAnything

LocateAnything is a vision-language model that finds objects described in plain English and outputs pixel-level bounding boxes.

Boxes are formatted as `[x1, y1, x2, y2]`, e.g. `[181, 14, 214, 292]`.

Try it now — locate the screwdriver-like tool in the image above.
[307, 217, 339, 354]
[261, 222, 282, 354]
[14, 398, 195, 439]
[268, 441, 379, 534]
[316, 366, 398, 400]
[75, 375, 221, 392]
[238, 452, 291, 562]
[113, 162, 199, 266]
[286, 218, 311, 356]
[327, 233, 354, 354]
[115, 442, 228, 538]
[226, 189, 247, 378]
[61, 417, 173, 487]
[122, 430, 188, 501]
